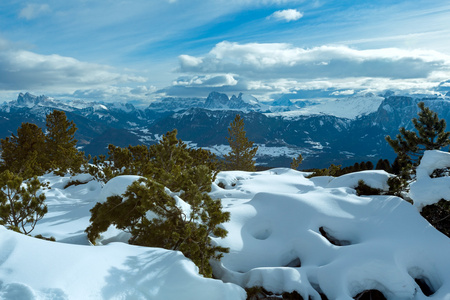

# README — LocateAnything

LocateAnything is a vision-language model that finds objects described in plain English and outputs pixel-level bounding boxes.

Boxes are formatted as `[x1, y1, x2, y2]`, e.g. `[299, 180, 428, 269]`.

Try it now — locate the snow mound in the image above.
[2, 166, 449, 299]
[410, 150, 450, 209]
[212, 169, 450, 299]
[0, 226, 245, 300]
[98, 175, 142, 203]
[327, 170, 393, 191]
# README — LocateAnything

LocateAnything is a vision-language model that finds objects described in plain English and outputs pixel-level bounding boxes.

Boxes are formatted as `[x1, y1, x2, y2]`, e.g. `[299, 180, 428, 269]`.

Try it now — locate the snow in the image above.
[1, 154, 449, 299]
[409, 150, 450, 209]
[0, 227, 243, 300]
[326, 170, 393, 190]
[204, 143, 317, 159]
[267, 94, 385, 120]
[212, 169, 450, 299]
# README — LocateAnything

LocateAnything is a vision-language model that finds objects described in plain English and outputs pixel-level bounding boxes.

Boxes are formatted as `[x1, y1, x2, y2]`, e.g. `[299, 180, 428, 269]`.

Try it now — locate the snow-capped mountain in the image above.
[268, 93, 385, 120]
[1, 91, 449, 168]
[147, 92, 268, 112]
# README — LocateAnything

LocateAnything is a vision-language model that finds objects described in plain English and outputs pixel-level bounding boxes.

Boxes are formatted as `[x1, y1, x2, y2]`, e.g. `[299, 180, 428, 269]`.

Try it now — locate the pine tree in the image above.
[45, 110, 85, 175]
[0, 170, 48, 234]
[375, 159, 391, 172]
[386, 102, 450, 195]
[290, 154, 303, 170]
[224, 114, 258, 171]
[386, 102, 450, 166]
[0, 123, 46, 178]
[86, 130, 229, 277]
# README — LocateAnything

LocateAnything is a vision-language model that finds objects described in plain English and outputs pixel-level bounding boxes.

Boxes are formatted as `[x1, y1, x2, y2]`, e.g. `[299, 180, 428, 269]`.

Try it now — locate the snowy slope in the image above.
[211, 169, 450, 299]
[0, 227, 244, 300]
[1, 153, 449, 299]
[267, 94, 385, 120]
[0, 173, 245, 300]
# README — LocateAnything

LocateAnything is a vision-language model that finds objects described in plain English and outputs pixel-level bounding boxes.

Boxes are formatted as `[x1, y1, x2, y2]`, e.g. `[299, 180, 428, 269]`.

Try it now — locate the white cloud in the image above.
[171, 41, 450, 98]
[131, 85, 157, 95]
[0, 42, 151, 102]
[19, 4, 51, 20]
[173, 74, 237, 88]
[331, 89, 355, 96]
[269, 9, 303, 22]
[178, 55, 203, 68]
[0, 48, 145, 92]
[178, 41, 450, 80]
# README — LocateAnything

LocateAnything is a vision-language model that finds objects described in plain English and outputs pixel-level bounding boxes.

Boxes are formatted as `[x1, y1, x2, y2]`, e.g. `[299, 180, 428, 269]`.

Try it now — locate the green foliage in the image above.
[0, 123, 46, 178]
[88, 130, 219, 185]
[386, 102, 450, 167]
[355, 180, 383, 196]
[385, 176, 409, 198]
[306, 164, 342, 177]
[420, 199, 450, 238]
[0, 110, 86, 178]
[86, 154, 116, 183]
[45, 110, 85, 175]
[86, 130, 229, 277]
[64, 179, 91, 189]
[307, 160, 377, 178]
[385, 102, 450, 196]
[34, 234, 56, 241]
[0, 170, 48, 234]
[290, 154, 303, 170]
[224, 114, 258, 171]
[375, 159, 392, 173]
[245, 286, 304, 300]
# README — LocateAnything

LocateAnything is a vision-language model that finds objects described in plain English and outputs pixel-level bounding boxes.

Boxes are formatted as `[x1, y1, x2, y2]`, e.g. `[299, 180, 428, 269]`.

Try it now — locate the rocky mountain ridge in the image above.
[1, 91, 449, 168]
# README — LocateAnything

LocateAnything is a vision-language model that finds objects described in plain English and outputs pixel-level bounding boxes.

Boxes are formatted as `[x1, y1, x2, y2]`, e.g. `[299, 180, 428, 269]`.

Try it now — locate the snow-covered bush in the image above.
[0, 170, 48, 234]
[409, 150, 450, 237]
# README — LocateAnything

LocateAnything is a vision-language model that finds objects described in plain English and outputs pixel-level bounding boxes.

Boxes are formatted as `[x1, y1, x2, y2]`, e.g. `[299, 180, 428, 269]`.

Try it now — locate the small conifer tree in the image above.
[224, 114, 258, 171]
[386, 102, 450, 166]
[0, 123, 46, 178]
[45, 110, 85, 175]
[386, 102, 450, 192]
[375, 159, 392, 172]
[290, 154, 303, 170]
[0, 170, 48, 234]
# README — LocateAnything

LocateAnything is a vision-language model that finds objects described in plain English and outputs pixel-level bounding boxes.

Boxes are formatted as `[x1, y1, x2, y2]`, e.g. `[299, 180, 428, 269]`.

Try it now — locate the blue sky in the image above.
[1, 0, 450, 103]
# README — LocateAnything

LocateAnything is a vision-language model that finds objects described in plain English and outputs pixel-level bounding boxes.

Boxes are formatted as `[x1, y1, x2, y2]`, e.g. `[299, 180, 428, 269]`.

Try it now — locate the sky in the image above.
[1, 0, 450, 104]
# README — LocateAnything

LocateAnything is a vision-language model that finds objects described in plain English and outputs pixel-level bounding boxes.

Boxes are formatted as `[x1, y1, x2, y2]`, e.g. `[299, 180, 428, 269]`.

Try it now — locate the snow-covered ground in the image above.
[267, 94, 385, 120]
[1, 151, 449, 299]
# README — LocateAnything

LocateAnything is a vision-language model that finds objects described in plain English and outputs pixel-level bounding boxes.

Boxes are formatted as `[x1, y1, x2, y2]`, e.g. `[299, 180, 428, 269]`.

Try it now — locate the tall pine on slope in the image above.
[224, 114, 258, 171]
[45, 110, 85, 175]
[385, 102, 450, 196]
[386, 102, 450, 166]
[0, 123, 46, 178]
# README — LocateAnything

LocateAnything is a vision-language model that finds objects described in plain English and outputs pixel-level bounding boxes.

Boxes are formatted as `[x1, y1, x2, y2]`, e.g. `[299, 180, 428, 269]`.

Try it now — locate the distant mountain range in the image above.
[1, 91, 449, 169]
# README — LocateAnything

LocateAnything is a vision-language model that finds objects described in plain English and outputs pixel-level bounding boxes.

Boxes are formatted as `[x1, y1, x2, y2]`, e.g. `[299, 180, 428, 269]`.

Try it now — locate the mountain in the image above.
[147, 92, 267, 112]
[1, 91, 449, 168]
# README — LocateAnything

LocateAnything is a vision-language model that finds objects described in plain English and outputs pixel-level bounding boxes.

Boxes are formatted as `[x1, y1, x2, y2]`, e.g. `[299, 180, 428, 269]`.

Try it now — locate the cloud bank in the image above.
[0, 41, 149, 101]
[167, 41, 450, 99]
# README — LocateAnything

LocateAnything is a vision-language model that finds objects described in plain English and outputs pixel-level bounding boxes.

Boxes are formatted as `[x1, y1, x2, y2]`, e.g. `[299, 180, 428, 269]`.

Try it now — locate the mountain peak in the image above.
[204, 92, 229, 109]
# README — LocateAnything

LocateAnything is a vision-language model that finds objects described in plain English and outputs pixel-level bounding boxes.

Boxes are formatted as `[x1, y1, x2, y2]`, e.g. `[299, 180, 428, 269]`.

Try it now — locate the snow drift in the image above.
[1, 152, 449, 299]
